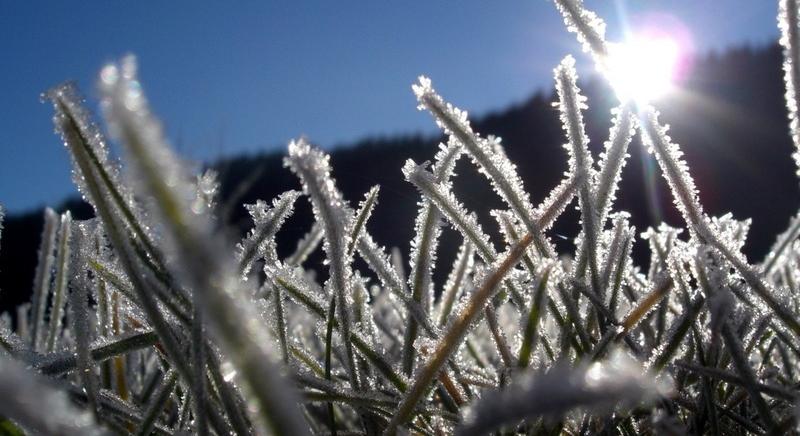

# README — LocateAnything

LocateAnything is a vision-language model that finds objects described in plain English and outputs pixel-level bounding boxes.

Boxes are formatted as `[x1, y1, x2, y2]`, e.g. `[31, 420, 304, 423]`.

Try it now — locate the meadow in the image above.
[2, 0, 800, 434]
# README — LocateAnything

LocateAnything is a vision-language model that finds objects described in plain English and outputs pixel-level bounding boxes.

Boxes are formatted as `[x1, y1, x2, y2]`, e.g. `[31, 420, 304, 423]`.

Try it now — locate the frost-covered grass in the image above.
[3, 1, 800, 434]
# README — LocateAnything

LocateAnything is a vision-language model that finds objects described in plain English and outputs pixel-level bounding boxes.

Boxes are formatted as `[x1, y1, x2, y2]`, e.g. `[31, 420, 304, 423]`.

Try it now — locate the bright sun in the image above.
[605, 36, 680, 104]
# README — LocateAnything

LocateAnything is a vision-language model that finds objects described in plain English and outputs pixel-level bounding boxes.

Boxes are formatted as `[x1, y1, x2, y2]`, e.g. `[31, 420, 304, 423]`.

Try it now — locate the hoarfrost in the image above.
[779, 0, 800, 180]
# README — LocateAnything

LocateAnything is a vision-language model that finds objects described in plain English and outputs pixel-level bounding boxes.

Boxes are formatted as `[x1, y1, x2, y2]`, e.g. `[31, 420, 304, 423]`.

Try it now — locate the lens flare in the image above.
[605, 36, 680, 104]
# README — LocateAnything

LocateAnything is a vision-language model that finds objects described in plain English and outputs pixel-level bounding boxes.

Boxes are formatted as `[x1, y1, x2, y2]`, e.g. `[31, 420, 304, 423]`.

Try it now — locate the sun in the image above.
[604, 36, 680, 104]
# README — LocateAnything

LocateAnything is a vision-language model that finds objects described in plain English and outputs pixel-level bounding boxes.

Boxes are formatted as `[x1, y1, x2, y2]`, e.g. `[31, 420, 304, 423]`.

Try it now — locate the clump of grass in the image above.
[2, 1, 800, 434]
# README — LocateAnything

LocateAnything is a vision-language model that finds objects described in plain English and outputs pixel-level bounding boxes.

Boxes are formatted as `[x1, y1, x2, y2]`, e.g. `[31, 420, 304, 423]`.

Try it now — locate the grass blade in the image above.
[99, 56, 308, 435]
[385, 231, 535, 434]
[135, 369, 177, 436]
[30, 208, 58, 350]
[0, 355, 110, 435]
[44, 212, 72, 353]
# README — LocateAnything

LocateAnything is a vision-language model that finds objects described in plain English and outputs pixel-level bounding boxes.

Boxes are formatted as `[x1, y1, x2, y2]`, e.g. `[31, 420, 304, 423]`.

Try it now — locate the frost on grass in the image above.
[44, 81, 156, 263]
[0, 355, 108, 435]
[30, 208, 58, 350]
[191, 168, 220, 215]
[404, 159, 498, 263]
[44, 211, 72, 353]
[555, 56, 600, 289]
[3, 3, 800, 435]
[553, 0, 609, 69]
[413, 77, 557, 259]
[594, 105, 636, 227]
[99, 55, 309, 435]
[639, 109, 707, 236]
[285, 139, 362, 391]
[459, 351, 669, 435]
[238, 189, 302, 277]
[44, 83, 123, 208]
[347, 185, 380, 259]
[402, 139, 464, 372]
[779, 0, 800, 179]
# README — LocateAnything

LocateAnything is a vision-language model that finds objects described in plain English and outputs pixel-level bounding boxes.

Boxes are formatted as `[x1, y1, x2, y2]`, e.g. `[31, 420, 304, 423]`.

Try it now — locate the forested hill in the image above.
[2, 43, 797, 314]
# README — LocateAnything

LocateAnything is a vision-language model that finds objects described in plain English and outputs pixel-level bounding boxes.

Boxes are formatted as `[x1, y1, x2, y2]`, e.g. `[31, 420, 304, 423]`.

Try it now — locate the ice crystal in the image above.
[191, 168, 220, 215]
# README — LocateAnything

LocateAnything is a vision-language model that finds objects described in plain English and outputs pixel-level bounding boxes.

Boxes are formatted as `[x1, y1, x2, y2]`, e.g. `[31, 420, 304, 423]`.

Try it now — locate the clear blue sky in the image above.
[0, 1, 779, 213]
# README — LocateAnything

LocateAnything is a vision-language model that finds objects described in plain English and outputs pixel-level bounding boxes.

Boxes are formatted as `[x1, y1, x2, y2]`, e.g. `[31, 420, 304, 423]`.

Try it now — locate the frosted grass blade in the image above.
[45, 212, 72, 353]
[779, 0, 800, 180]
[648, 294, 705, 371]
[37, 329, 157, 375]
[458, 352, 665, 435]
[237, 190, 301, 278]
[191, 301, 208, 436]
[285, 139, 361, 391]
[44, 84, 167, 281]
[552, 0, 608, 66]
[99, 56, 308, 435]
[346, 185, 380, 259]
[555, 56, 601, 295]
[593, 105, 635, 227]
[68, 248, 99, 416]
[640, 109, 800, 338]
[720, 321, 777, 432]
[763, 211, 800, 275]
[413, 77, 558, 259]
[286, 222, 324, 267]
[403, 139, 462, 374]
[437, 240, 474, 327]
[324, 295, 338, 436]
[30, 208, 58, 350]
[0, 355, 110, 435]
[517, 262, 555, 368]
[385, 231, 536, 435]
[135, 369, 177, 436]
[404, 160, 497, 262]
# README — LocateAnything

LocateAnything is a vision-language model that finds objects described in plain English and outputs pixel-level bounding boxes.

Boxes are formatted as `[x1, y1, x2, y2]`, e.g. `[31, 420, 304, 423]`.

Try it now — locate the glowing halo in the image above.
[604, 35, 680, 104]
